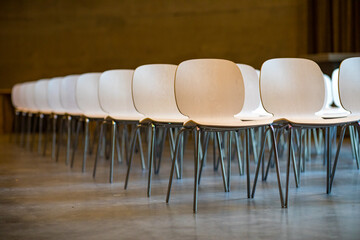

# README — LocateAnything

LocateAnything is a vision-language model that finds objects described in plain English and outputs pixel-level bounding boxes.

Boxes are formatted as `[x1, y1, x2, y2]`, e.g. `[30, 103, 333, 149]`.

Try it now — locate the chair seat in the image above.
[109, 112, 144, 122]
[65, 110, 83, 116]
[276, 114, 360, 126]
[39, 110, 52, 115]
[53, 110, 66, 115]
[140, 114, 189, 124]
[83, 111, 108, 119]
[234, 109, 273, 121]
[183, 117, 274, 128]
[315, 106, 350, 119]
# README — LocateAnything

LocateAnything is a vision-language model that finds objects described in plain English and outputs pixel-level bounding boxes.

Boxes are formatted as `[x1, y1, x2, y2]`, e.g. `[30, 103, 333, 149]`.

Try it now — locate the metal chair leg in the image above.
[193, 127, 201, 213]
[109, 120, 116, 183]
[251, 127, 268, 198]
[329, 124, 347, 192]
[93, 120, 104, 178]
[71, 118, 82, 168]
[26, 113, 32, 149]
[56, 116, 64, 162]
[66, 116, 72, 165]
[147, 124, 156, 197]
[51, 115, 57, 161]
[38, 114, 44, 154]
[124, 125, 141, 189]
[270, 125, 285, 207]
[215, 132, 228, 192]
[284, 125, 292, 207]
[82, 118, 89, 172]
[166, 128, 186, 203]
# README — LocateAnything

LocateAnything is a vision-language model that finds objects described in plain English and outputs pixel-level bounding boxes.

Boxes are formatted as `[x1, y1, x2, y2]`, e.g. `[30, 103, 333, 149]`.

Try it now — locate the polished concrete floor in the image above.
[0, 133, 360, 240]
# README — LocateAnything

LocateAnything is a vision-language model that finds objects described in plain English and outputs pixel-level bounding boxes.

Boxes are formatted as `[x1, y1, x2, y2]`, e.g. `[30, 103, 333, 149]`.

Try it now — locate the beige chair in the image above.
[167, 59, 282, 213]
[258, 58, 360, 207]
[75, 73, 108, 174]
[330, 57, 360, 190]
[125, 64, 188, 197]
[98, 69, 144, 183]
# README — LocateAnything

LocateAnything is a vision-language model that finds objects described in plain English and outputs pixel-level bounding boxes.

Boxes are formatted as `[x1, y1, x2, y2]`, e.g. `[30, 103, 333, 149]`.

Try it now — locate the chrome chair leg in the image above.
[166, 128, 186, 203]
[251, 127, 268, 198]
[93, 120, 104, 178]
[38, 114, 44, 154]
[82, 118, 89, 172]
[215, 132, 228, 192]
[284, 125, 292, 207]
[109, 120, 116, 183]
[124, 125, 142, 190]
[193, 127, 201, 213]
[270, 125, 285, 207]
[245, 129, 250, 198]
[66, 116, 72, 165]
[147, 124, 156, 197]
[71, 118, 82, 168]
[329, 124, 347, 192]
[234, 131, 243, 176]
[56, 116, 64, 162]
[51, 115, 57, 161]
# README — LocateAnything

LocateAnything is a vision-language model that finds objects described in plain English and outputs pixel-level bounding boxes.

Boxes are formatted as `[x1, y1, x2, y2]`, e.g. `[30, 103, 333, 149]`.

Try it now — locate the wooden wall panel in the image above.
[0, 0, 308, 88]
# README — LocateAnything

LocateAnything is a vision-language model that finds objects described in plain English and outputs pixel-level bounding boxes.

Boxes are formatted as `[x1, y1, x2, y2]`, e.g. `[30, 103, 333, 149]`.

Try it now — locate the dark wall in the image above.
[0, 0, 308, 88]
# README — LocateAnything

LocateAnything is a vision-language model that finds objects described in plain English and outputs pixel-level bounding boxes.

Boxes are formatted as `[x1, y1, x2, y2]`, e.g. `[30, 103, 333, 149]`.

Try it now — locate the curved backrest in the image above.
[34, 79, 52, 113]
[48, 77, 65, 113]
[76, 73, 104, 114]
[99, 70, 140, 116]
[331, 68, 341, 107]
[133, 64, 186, 119]
[17, 83, 28, 110]
[11, 84, 22, 109]
[60, 75, 82, 115]
[236, 64, 262, 114]
[339, 57, 360, 114]
[323, 74, 333, 108]
[175, 59, 244, 119]
[260, 58, 324, 116]
[25, 82, 38, 112]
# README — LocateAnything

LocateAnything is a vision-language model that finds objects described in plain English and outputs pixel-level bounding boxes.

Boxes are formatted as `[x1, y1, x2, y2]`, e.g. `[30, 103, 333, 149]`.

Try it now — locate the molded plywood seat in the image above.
[167, 59, 282, 213]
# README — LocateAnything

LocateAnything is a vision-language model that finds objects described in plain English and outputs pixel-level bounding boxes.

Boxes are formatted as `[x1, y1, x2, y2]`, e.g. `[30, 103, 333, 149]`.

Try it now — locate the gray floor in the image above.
[0, 133, 359, 240]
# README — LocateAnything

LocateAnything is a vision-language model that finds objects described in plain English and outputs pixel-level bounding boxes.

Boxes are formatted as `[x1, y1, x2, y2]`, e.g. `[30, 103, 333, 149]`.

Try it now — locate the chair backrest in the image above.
[25, 82, 38, 112]
[236, 64, 263, 115]
[17, 83, 28, 110]
[11, 84, 21, 109]
[339, 57, 360, 114]
[331, 68, 342, 107]
[323, 74, 333, 109]
[260, 58, 324, 116]
[34, 79, 52, 113]
[99, 70, 140, 116]
[76, 73, 104, 115]
[48, 77, 65, 113]
[175, 59, 244, 119]
[60, 75, 82, 115]
[133, 64, 186, 119]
